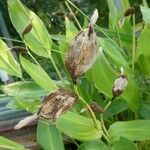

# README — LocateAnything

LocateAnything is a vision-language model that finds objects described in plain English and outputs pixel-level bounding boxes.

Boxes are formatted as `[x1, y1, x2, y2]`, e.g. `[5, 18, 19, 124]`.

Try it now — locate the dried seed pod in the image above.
[22, 18, 33, 37]
[89, 102, 104, 113]
[112, 68, 128, 99]
[124, 7, 135, 17]
[10, 46, 27, 53]
[38, 89, 78, 121]
[14, 89, 78, 129]
[80, 102, 104, 113]
[65, 9, 99, 81]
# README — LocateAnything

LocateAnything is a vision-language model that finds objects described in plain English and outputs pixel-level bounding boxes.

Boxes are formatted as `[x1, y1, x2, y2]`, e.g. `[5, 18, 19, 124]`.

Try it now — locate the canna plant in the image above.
[0, 0, 150, 150]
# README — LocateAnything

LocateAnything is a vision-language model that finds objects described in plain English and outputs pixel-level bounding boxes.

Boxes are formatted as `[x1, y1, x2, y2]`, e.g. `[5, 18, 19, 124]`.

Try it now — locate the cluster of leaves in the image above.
[0, 0, 150, 150]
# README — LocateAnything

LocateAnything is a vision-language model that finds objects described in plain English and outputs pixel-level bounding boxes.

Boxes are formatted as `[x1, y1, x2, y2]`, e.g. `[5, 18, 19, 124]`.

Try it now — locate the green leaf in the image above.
[8, 0, 52, 58]
[56, 111, 102, 141]
[12, 97, 41, 113]
[20, 55, 57, 91]
[107, 0, 130, 30]
[108, 120, 150, 143]
[0, 136, 27, 150]
[0, 39, 22, 77]
[37, 120, 64, 150]
[137, 26, 150, 75]
[65, 17, 78, 43]
[78, 140, 107, 150]
[91, 51, 139, 111]
[112, 137, 137, 150]
[104, 99, 128, 119]
[0, 81, 48, 98]
[140, 6, 150, 24]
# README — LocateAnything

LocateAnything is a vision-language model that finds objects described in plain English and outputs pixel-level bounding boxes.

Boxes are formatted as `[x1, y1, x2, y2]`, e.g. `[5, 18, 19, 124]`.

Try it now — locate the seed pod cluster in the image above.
[65, 9, 99, 81]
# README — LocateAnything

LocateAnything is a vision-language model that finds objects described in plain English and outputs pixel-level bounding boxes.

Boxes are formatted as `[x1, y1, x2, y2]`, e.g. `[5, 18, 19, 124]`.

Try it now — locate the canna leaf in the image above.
[56, 111, 102, 141]
[20, 55, 57, 91]
[0, 39, 22, 77]
[8, 0, 52, 58]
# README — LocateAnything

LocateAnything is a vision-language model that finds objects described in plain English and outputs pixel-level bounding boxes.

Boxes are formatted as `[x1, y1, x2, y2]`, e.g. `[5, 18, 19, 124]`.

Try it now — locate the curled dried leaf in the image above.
[22, 18, 33, 37]
[65, 10, 99, 81]
[14, 89, 78, 129]
[38, 89, 78, 121]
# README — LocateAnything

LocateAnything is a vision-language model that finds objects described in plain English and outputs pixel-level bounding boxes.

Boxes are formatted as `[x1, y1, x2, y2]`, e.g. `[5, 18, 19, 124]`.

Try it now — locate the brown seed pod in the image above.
[22, 18, 33, 37]
[112, 68, 128, 99]
[38, 89, 78, 121]
[124, 7, 135, 17]
[65, 9, 99, 81]
[89, 102, 104, 113]
[10, 46, 27, 53]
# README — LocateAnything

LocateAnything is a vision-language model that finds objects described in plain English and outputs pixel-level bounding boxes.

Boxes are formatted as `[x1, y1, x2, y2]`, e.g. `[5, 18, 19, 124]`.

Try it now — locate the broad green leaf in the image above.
[108, 120, 150, 142]
[137, 26, 150, 75]
[91, 50, 139, 111]
[65, 17, 78, 43]
[37, 120, 64, 150]
[0, 81, 48, 98]
[100, 38, 131, 75]
[112, 137, 137, 150]
[0, 39, 22, 77]
[0, 136, 27, 150]
[107, 0, 130, 29]
[78, 140, 107, 150]
[104, 99, 128, 119]
[138, 95, 150, 119]
[140, 6, 150, 24]
[56, 111, 102, 141]
[20, 55, 58, 91]
[8, 0, 52, 58]
[13, 97, 41, 113]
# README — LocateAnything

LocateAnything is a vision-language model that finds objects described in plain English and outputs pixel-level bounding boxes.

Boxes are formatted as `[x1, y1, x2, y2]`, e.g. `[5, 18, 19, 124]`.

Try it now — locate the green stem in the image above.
[27, 50, 40, 66]
[65, 1, 82, 30]
[100, 114, 109, 137]
[104, 101, 112, 111]
[132, 14, 135, 71]
[49, 55, 64, 81]
[74, 85, 100, 130]
[102, 133, 111, 144]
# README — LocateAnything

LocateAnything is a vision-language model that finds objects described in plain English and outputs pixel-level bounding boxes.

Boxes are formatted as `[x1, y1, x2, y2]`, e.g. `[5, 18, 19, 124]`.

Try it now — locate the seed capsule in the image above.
[124, 7, 135, 17]
[65, 9, 99, 81]
[10, 46, 27, 53]
[112, 68, 128, 99]
[89, 102, 104, 113]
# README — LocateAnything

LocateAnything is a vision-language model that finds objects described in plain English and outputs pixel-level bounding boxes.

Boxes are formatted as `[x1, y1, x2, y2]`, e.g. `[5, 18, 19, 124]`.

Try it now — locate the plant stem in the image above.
[65, 1, 82, 30]
[27, 50, 40, 66]
[74, 85, 100, 130]
[132, 14, 135, 71]
[102, 132, 111, 144]
[49, 54, 64, 81]
[104, 100, 112, 111]
[100, 114, 109, 137]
